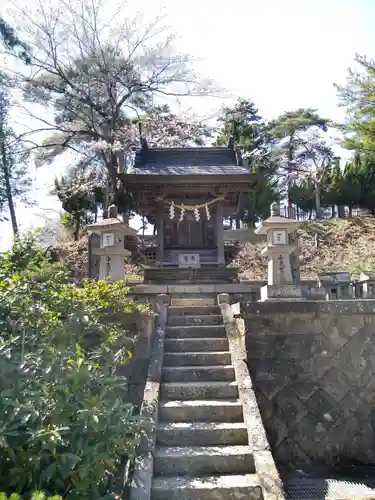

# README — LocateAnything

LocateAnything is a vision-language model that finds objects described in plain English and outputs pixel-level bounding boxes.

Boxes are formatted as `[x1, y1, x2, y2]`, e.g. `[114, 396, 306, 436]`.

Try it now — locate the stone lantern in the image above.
[87, 205, 138, 281]
[255, 202, 304, 301]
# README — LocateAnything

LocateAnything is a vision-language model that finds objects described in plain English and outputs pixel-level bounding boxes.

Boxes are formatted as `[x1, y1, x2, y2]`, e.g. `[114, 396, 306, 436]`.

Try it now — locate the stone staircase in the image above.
[151, 304, 263, 499]
[143, 267, 239, 284]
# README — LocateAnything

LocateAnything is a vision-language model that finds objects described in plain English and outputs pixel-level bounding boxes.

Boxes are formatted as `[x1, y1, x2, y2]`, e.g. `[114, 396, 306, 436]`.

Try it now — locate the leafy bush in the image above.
[0, 237, 148, 498]
[0, 493, 62, 500]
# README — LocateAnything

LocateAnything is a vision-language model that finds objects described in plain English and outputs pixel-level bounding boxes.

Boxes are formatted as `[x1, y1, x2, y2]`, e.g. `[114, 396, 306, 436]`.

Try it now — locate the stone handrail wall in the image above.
[219, 297, 285, 499]
[128, 280, 351, 304]
[244, 300, 375, 475]
[124, 310, 157, 406]
[129, 294, 168, 500]
[111, 303, 161, 495]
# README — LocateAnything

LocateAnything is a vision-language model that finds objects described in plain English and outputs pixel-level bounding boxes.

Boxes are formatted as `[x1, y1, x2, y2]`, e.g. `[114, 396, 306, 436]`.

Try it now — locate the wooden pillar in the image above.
[156, 202, 164, 266]
[216, 202, 225, 266]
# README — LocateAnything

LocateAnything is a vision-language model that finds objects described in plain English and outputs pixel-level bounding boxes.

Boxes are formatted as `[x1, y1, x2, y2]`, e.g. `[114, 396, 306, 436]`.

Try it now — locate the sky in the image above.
[1, 0, 375, 249]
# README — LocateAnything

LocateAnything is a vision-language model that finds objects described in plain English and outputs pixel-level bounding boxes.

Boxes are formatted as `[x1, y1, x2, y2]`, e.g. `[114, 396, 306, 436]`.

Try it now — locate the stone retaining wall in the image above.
[244, 300, 375, 474]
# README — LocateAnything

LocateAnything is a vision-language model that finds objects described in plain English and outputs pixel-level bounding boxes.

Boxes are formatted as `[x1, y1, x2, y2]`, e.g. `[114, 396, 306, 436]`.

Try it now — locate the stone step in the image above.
[163, 351, 231, 367]
[159, 400, 243, 422]
[160, 381, 239, 400]
[162, 365, 235, 383]
[171, 297, 215, 306]
[145, 266, 239, 285]
[151, 474, 262, 500]
[167, 314, 223, 326]
[154, 445, 255, 476]
[166, 325, 226, 339]
[156, 422, 248, 446]
[168, 305, 220, 316]
[164, 337, 229, 353]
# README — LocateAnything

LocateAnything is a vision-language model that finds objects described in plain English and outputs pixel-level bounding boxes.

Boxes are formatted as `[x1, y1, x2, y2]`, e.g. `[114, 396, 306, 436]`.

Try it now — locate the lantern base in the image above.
[259, 284, 305, 302]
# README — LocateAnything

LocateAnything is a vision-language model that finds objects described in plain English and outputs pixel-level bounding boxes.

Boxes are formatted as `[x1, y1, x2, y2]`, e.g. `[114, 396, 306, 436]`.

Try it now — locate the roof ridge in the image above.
[130, 144, 251, 174]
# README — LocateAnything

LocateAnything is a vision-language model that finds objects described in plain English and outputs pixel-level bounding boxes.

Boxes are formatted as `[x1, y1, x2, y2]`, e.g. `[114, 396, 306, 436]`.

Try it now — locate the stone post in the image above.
[155, 293, 169, 325]
[125, 293, 168, 407]
[88, 233, 100, 278]
[87, 205, 138, 281]
[216, 201, 225, 266]
[360, 272, 375, 298]
[127, 309, 156, 406]
[289, 231, 301, 283]
[255, 202, 304, 301]
[217, 292, 230, 305]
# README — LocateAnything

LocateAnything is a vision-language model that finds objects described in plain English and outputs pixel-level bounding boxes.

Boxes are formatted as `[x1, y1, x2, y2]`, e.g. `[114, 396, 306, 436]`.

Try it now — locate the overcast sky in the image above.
[1, 0, 375, 249]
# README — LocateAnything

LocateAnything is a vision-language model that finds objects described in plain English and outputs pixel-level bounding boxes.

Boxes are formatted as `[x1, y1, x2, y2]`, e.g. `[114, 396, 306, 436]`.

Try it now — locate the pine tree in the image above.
[268, 108, 330, 216]
[0, 17, 30, 63]
[216, 97, 279, 226]
[0, 89, 32, 235]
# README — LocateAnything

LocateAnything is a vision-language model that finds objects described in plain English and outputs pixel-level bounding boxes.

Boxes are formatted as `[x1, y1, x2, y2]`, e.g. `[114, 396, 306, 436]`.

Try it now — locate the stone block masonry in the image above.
[244, 300, 375, 475]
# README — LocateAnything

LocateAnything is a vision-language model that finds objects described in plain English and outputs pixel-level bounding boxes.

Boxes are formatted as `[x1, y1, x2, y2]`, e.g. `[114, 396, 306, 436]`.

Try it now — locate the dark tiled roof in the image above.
[129, 146, 250, 175]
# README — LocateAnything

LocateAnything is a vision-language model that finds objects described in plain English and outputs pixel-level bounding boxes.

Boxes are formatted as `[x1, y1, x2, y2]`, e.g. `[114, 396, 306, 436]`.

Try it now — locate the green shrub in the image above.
[0, 237, 147, 498]
[0, 493, 63, 499]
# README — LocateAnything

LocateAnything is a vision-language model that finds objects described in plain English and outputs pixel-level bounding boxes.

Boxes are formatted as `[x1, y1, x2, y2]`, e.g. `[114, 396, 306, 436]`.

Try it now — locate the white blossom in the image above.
[92, 140, 111, 152]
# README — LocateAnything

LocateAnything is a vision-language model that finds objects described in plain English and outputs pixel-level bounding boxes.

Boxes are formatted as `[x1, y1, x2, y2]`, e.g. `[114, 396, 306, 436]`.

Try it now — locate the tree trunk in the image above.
[235, 216, 241, 229]
[315, 182, 322, 219]
[331, 205, 335, 218]
[348, 205, 353, 218]
[73, 213, 80, 241]
[108, 151, 120, 207]
[287, 133, 295, 218]
[0, 140, 18, 236]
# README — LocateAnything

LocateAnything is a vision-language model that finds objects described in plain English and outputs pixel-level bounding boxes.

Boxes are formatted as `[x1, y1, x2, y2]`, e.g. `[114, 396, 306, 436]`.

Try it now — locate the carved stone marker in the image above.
[178, 253, 201, 269]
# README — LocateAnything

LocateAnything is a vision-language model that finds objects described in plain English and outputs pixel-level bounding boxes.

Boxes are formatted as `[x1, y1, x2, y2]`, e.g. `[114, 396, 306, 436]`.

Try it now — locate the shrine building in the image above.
[124, 139, 256, 283]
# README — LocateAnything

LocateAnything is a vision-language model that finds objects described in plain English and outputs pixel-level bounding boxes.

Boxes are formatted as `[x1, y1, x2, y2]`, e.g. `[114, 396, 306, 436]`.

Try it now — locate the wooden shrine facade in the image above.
[123, 142, 256, 269]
